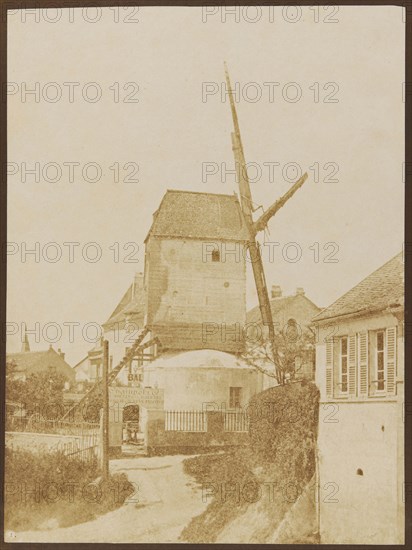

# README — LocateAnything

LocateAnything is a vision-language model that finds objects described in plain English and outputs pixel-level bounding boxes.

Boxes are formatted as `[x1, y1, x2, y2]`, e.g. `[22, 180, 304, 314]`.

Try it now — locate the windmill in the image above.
[224, 63, 308, 383]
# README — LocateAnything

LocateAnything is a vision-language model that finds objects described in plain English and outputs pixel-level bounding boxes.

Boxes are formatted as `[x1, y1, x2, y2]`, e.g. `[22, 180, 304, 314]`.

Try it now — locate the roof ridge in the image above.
[7, 349, 52, 355]
[247, 294, 306, 312]
[145, 188, 249, 242]
[313, 251, 403, 322]
[166, 189, 238, 199]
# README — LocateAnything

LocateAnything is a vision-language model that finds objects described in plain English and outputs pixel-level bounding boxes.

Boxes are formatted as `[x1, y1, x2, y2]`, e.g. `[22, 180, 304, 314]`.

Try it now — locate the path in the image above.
[7, 454, 208, 543]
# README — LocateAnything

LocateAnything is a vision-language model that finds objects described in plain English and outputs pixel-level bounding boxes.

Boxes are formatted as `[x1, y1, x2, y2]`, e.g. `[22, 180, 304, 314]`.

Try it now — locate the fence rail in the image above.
[59, 440, 100, 463]
[165, 410, 207, 432]
[224, 411, 249, 432]
[164, 410, 250, 433]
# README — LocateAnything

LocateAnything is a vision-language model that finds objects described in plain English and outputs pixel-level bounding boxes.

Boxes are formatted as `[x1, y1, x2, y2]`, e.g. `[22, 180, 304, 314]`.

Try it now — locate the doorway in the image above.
[122, 404, 141, 445]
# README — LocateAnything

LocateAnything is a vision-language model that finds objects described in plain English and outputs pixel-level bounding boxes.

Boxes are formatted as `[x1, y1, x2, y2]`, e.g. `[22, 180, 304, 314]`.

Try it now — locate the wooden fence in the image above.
[57, 435, 100, 463]
[165, 410, 207, 432]
[224, 411, 249, 432]
[164, 410, 250, 433]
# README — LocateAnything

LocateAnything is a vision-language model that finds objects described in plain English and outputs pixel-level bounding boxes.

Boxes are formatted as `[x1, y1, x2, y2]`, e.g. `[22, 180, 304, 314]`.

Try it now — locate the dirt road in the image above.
[7, 454, 208, 543]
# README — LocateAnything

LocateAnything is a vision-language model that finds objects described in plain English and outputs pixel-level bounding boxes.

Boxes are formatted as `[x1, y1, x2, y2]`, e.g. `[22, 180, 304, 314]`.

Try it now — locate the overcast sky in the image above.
[7, 6, 404, 364]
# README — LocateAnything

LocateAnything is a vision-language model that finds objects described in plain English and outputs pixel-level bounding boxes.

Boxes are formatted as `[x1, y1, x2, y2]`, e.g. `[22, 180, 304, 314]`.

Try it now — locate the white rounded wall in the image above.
[144, 362, 261, 410]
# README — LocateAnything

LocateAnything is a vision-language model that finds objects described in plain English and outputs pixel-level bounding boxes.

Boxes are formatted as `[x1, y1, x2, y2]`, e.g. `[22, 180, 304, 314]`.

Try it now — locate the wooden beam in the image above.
[253, 172, 308, 234]
[225, 64, 277, 349]
[101, 339, 109, 480]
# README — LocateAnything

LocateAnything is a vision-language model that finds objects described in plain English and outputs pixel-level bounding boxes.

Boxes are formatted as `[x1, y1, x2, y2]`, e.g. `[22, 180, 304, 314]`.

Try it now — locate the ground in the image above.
[6, 454, 209, 544]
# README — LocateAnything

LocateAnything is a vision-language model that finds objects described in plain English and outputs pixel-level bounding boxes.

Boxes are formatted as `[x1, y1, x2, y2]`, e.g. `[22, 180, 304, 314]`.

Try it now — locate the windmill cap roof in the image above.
[145, 189, 250, 242]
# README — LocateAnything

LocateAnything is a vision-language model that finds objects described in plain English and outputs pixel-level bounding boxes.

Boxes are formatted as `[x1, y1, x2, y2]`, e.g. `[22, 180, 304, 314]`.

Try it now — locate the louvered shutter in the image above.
[349, 335, 356, 396]
[386, 327, 397, 395]
[326, 338, 333, 398]
[358, 331, 368, 396]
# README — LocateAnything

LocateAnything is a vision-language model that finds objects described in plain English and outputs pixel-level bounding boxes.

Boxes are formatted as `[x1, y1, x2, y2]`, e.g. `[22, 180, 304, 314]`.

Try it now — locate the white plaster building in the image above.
[313, 252, 404, 544]
[143, 348, 261, 410]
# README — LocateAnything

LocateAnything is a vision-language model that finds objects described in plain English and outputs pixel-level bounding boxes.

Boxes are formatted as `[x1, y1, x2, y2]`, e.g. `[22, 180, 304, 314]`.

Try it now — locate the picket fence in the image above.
[164, 410, 249, 433]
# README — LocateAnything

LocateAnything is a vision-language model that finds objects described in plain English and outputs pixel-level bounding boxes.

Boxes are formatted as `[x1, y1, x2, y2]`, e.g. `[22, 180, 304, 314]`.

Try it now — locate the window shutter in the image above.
[358, 331, 368, 396]
[386, 327, 397, 395]
[349, 335, 356, 396]
[326, 338, 333, 398]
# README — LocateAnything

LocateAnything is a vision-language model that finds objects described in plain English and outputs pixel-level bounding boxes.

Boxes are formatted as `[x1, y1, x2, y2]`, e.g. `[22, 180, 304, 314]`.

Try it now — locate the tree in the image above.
[9, 370, 69, 421]
[242, 319, 315, 385]
[6, 360, 25, 404]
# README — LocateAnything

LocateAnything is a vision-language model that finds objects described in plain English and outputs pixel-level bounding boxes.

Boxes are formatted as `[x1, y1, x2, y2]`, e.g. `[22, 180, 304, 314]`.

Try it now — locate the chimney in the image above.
[58, 348, 65, 361]
[296, 287, 305, 296]
[271, 285, 282, 299]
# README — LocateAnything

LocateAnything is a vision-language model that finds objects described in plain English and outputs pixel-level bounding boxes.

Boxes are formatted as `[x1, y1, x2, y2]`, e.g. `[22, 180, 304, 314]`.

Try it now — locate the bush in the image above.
[249, 380, 320, 485]
[181, 381, 320, 543]
[5, 448, 133, 532]
[180, 449, 258, 543]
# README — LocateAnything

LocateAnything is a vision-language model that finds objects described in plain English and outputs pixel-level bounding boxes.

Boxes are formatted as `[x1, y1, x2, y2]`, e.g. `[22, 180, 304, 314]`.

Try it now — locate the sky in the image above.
[6, 5, 405, 364]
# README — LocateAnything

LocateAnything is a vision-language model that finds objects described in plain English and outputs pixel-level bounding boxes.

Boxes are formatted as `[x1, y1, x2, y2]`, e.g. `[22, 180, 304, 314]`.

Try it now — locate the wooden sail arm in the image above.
[253, 172, 308, 234]
[225, 64, 254, 210]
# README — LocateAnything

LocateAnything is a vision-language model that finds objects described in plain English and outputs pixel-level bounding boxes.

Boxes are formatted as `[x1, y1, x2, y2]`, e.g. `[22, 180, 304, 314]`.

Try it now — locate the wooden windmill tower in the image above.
[224, 63, 308, 383]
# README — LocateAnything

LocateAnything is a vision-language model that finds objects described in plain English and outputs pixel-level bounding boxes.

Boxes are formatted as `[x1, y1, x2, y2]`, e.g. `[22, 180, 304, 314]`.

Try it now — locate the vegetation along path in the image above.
[8, 454, 209, 543]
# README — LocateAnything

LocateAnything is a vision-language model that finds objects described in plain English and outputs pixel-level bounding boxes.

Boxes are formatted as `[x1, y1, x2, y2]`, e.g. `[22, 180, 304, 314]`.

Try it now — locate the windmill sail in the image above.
[224, 64, 277, 346]
[224, 63, 308, 382]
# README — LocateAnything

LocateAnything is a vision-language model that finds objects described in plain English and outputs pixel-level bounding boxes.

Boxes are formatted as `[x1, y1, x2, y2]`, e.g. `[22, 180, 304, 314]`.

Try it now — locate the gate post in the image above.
[102, 339, 109, 480]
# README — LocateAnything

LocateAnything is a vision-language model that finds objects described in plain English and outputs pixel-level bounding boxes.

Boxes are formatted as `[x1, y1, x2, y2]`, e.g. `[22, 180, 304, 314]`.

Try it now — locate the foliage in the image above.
[6, 364, 69, 421]
[248, 380, 320, 483]
[4, 448, 133, 532]
[180, 449, 258, 543]
[181, 381, 320, 543]
[81, 388, 103, 423]
[242, 320, 316, 385]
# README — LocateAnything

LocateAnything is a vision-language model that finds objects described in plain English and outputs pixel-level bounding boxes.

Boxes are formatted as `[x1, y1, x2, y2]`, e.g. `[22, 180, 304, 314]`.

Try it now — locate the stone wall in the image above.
[6, 431, 82, 453]
[145, 410, 249, 455]
[145, 237, 246, 352]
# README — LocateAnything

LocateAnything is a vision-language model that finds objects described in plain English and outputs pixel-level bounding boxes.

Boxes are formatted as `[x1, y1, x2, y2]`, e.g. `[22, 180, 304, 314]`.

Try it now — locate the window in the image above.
[339, 337, 348, 393]
[285, 318, 299, 343]
[229, 387, 242, 408]
[376, 330, 385, 391]
[212, 249, 220, 262]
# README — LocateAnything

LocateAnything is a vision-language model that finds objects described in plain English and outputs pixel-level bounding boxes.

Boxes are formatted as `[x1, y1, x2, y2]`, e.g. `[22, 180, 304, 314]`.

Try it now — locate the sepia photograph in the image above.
[3, 3, 406, 545]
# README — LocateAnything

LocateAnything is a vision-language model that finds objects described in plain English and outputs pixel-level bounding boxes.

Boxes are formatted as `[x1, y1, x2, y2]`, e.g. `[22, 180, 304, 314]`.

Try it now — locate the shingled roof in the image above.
[7, 346, 75, 381]
[103, 273, 145, 330]
[247, 294, 320, 326]
[313, 252, 404, 322]
[145, 190, 250, 242]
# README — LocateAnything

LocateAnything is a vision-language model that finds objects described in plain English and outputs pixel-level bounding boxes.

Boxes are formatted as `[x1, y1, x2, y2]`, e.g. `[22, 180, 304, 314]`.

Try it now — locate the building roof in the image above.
[312, 252, 404, 322]
[7, 346, 75, 379]
[103, 273, 145, 330]
[73, 355, 89, 370]
[145, 189, 250, 242]
[246, 293, 321, 326]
